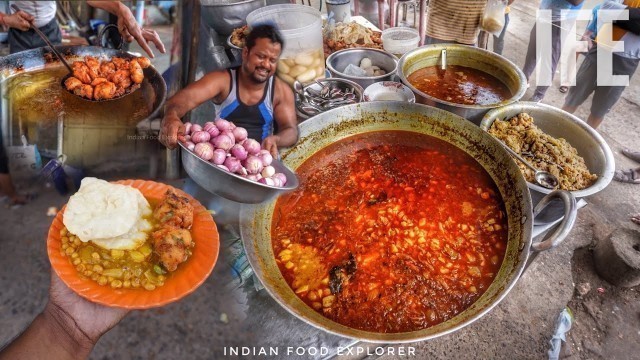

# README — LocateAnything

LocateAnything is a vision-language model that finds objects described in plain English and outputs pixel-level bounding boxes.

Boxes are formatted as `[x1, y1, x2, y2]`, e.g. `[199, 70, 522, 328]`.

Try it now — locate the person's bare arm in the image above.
[0, 273, 128, 360]
[262, 78, 299, 157]
[86, 1, 165, 58]
[159, 71, 230, 149]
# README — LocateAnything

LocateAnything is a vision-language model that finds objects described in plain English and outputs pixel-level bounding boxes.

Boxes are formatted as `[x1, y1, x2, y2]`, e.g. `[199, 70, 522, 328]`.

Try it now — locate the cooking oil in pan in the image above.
[1, 66, 154, 167]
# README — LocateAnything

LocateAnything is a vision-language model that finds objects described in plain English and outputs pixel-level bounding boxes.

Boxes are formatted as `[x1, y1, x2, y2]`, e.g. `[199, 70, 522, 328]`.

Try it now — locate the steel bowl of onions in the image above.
[179, 119, 299, 204]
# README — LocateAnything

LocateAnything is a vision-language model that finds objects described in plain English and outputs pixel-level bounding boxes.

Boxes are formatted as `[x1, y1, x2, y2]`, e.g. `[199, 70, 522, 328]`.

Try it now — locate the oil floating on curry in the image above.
[271, 131, 508, 333]
[407, 65, 512, 105]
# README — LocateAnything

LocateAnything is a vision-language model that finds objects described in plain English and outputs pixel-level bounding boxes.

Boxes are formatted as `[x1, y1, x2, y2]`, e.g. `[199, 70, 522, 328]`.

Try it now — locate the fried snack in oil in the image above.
[63, 56, 150, 100]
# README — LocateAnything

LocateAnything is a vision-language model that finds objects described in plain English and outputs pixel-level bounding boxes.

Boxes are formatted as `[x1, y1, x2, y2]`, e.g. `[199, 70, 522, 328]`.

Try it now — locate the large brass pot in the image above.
[397, 44, 527, 124]
[239, 102, 577, 342]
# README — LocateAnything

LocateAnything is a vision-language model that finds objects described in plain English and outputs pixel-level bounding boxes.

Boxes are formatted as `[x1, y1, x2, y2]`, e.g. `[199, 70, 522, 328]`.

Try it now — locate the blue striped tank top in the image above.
[213, 67, 276, 142]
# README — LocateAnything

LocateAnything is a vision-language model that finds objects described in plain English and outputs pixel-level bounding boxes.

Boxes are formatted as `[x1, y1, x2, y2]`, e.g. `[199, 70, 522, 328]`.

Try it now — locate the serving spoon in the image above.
[495, 140, 559, 189]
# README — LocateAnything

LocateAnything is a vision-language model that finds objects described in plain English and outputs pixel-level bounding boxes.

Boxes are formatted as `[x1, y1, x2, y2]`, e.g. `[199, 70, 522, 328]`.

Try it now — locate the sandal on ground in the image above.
[614, 169, 640, 184]
[632, 213, 640, 225]
[622, 149, 640, 163]
[559, 86, 569, 93]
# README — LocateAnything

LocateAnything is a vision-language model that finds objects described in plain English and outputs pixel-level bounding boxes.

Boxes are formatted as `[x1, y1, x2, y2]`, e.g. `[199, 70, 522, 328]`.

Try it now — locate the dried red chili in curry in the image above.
[272, 131, 508, 333]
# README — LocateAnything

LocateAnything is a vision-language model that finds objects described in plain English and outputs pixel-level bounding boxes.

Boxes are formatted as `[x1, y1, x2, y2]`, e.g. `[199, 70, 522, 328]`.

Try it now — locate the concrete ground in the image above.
[1, 1, 639, 359]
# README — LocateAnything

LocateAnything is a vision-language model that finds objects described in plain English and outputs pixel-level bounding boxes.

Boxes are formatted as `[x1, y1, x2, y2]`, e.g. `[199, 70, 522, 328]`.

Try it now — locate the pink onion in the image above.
[184, 141, 196, 152]
[211, 149, 227, 165]
[217, 165, 229, 172]
[222, 131, 236, 146]
[184, 135, 191, 142]
[271, 176, 283, 187]
[232, 127, 248, 142]
[224, 157, 243, 174]
[205, 124, 220, 138]
[211, 134, 234, 151]
[261, 165, 275, 178]
[203, 121, 215, 132]
[230, 144, 248, 161]
[258, 177, 275, 186]
[243, 155, 263, 175]
[184, 122, 193, 135]
[191, 124, 203, 133]
[191, 130, 211, 144]
[194, 142, 214, 161]
[257, 150, 273, 167]
[215, 119, 234, 132]
[273, 173, 287, 186]
[245, 174, 262, 182]
[243, 138, 261, 155]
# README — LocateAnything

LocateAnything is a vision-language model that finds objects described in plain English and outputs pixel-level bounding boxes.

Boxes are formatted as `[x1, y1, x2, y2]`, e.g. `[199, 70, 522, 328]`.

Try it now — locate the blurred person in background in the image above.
[522, 0, 585, 102]
[0, 1, 165, 57]
[492, 0, 516, 55]
[562, 0, 640, 129]
[559, 2, 603, 93]
[425, 0, 488, 45]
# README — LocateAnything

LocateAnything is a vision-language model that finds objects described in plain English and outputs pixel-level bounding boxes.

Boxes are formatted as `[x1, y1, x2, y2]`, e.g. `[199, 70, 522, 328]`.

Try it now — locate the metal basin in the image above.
[179, 142, 299, 204]
[480, 102, 615, 198]
[397, 44, 527, 124]
[201, 0, 265, 36]
[0, 46, 166, 167]
[240, 101, 577, 342]
[326, 48, 398, 89]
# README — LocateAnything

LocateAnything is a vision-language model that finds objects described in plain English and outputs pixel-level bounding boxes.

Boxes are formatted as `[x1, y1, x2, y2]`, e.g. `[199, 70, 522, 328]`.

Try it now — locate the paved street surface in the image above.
[1, 1, 638, 359]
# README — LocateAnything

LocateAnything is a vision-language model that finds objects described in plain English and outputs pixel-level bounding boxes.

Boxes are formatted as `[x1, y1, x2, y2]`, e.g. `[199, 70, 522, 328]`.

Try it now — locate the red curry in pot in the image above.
[407, 65, 512, 105]
[271, 131, 508, 333]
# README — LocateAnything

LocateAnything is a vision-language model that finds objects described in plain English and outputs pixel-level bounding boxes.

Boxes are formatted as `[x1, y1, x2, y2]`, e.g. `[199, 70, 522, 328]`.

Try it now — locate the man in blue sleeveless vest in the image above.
[160, 24, 298, 157]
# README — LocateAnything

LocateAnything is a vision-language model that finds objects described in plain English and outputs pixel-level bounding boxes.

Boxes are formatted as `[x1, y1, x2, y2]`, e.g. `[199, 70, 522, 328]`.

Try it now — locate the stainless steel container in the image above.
[240, 101, 577, 342]
[201, 0, 265, 36]
[325, 48, 398, 89]
[480, 102, 615, 199]
[397, 44, 527, 124]
[179, 142, 299, 204]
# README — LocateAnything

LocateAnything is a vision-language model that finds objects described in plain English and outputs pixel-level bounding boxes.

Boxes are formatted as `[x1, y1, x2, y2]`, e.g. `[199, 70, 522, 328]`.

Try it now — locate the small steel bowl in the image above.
[179, 142, 299, 204]
[325, 48, 398, 89]
[296, 78, 364, 118]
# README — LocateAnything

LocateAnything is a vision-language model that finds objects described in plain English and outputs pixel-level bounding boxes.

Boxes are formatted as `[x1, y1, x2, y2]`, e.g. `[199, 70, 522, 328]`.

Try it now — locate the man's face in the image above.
[242, 38, 282, 84]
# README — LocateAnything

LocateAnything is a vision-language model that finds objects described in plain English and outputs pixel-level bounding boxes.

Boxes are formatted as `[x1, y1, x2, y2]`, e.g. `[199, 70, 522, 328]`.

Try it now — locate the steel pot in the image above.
[239, 102, 577, 342]
[480, 102, 615, 199]
[397, 44, 527, 125]
[201, 0, 265, 36]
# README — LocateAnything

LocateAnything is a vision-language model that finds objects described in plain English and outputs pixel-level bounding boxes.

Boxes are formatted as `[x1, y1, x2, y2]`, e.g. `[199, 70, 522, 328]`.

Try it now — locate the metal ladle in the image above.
[496, 141, 560, 189]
